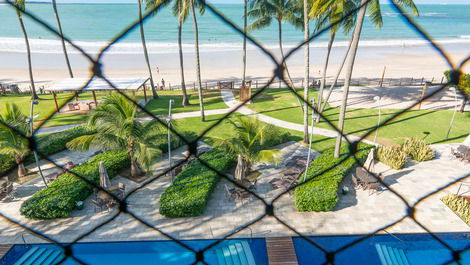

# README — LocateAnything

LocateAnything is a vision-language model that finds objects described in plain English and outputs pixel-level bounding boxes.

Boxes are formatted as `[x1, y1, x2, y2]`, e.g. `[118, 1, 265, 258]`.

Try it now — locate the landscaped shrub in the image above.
[0, 126, 95, 177]
[262, 124, 292, 147]
[376, 145, 408, 170]
[441, 194, 470, 226]
[294, 143, 372, 212]
[159, 148, 236, 217]
[401, 137, 434, 162]
[35, 126, 96, 158]
[20, 151, 130, 219]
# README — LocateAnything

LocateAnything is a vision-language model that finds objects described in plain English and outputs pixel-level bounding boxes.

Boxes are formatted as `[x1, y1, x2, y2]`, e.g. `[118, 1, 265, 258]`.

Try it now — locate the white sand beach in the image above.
[1, 42, 469, 90]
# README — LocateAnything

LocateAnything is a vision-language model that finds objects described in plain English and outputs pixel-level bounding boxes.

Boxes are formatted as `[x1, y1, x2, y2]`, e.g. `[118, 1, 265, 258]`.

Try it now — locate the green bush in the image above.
[262, 124, 292, 147]
[0, 126, 95, 177]
[35, 126, 96, 158]
[376, 145, 408, 170]
[159, 148, 236, 217]
[401, 137, 434, 162]
[20, 151, 130, 219]
[294, 143, 372, 212]
[441, 194, 470, 226]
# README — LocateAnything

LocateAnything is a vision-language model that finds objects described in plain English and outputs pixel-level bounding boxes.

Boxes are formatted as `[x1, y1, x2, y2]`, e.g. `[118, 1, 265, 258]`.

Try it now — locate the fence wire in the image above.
[1, 0, 469, 264]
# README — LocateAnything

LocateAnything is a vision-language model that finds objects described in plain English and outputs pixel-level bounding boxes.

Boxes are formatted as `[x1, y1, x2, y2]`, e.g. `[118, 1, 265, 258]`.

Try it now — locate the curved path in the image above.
[220, 89, 376, 145]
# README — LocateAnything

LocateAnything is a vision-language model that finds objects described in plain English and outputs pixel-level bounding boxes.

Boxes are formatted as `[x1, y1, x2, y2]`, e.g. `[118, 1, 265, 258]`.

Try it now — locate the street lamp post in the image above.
[302, 98, 317, 183]
[373, 96, 381, 144]
[446, 87, 458, 140]
[29, 100, 47, 187]
[167, 99, 174, 183]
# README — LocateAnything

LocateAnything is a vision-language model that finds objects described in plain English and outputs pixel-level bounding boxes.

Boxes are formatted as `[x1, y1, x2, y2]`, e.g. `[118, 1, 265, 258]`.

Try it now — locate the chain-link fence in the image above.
[0, 0, 469, 264]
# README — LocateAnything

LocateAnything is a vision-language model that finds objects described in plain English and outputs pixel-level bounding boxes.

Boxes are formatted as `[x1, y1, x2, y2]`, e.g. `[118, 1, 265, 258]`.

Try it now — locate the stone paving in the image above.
[0, 142, 468, 245]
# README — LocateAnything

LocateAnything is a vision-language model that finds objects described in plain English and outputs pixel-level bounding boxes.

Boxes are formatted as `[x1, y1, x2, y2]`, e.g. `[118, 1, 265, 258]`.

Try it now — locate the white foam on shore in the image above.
[1, 37, 470, 55]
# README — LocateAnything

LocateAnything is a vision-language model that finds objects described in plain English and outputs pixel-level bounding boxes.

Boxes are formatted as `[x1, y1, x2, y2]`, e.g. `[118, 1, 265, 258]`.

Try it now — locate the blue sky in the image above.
[23, 0, 470, 4]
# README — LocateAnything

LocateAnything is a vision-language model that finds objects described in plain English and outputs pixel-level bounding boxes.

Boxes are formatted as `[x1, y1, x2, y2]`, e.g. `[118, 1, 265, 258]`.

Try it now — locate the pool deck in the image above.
[0, 142, 468, 245]
[266, 237, 298, 265]
[0, 245, 12, 260]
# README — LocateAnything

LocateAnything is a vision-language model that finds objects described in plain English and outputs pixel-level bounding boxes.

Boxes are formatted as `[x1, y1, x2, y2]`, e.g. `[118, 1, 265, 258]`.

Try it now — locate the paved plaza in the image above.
[0, 141, 468, 245]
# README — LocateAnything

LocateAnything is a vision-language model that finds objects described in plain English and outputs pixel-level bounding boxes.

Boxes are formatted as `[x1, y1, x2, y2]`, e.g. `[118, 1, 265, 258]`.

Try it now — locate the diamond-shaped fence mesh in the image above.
[0, 0, 469, 264]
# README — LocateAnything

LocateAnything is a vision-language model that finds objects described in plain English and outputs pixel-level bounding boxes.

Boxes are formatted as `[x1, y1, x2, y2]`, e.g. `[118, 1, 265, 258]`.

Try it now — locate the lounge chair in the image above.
[92, 198, 108, 213]
[451, 145, 470, 163]
[45, 172, 61, 184]
[0, 180, 14, 200]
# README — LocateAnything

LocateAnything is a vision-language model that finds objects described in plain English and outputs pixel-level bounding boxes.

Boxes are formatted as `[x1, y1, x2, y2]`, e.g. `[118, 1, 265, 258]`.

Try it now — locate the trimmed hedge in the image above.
[0, 126, 95, 176]
[159, 148, 236, 217]
[401, 137, 434, 162]
[20, 151, 130, 219]
[441, 194, 470, 226]
[294, 144, 372, 212]
[376, 145, 408, 170]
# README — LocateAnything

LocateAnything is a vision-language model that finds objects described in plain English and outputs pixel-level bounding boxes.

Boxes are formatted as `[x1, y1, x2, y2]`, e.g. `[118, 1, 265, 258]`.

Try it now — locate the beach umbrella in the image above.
[99, 161, 110, 189]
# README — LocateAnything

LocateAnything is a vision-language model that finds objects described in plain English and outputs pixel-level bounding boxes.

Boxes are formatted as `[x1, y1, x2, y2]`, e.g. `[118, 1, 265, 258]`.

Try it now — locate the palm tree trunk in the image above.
[131, 159, 143, 177]
[52, 0, 73, 78]
[191, 3, 205, 121]
[17, 162, 27, 178]
[242, 0, 247, 86]
[319, 34, 354, 113]
[303, 0, 309, 144]
[278, 20, 304, 112]
[459, 98, 466, 112]
[138, 0, 158, 99]
[277, 20, 295, 89]
[317, 31, 335, 113]
[334, 0, 368, 158]
[178, 19, 189, 106]
[18, 16, 38, 100]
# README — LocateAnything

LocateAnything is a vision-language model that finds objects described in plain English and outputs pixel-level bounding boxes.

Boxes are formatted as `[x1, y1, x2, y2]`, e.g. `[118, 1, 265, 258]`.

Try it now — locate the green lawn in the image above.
[143, 89, 226, 116]
[173, 113, 337, 152]
[244, 87, 470, 145]
[0, 91, 145, 128]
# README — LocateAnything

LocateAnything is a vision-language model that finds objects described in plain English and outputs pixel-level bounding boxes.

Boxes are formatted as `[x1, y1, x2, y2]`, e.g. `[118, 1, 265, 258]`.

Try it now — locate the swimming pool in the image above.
[294, 233, 470, 265]
[2, 233, 469, 265]
[2, 238, 268, 265]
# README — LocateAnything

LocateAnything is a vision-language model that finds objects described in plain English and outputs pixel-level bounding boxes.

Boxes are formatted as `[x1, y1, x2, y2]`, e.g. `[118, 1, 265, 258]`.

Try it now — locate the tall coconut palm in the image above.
[14, 0, 38, 100]
[66, 94, 164, 177]
[146, 0, 190, 106]
[247, 0, 303, 89]
[302, 0, 309, 144]
[216, 117, 280, 180]
[52, 0, 73, 78]
[333, 0, 418, 157]
[190, 0, 205, 121]
[138, 0, 158, 99]
[242, 0, 249, 86]
[310, 0, 357, 113]
[0, 103, 30, 178]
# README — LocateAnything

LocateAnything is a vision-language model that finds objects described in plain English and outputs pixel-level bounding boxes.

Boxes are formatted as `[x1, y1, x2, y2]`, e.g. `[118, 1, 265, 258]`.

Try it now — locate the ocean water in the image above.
[0, 3, 469, 54]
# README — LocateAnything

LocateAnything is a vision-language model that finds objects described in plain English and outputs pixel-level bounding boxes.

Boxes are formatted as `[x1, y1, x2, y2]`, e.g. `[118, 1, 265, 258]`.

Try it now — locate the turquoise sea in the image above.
[0, 3, 469, 54]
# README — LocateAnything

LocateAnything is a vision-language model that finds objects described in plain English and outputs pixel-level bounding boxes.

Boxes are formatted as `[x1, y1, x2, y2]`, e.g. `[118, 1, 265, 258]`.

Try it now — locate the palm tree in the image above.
[0, 103, 30, 178]
[14, 0, 38, 100]
[190, 0, 205, 121]
[302, 0, 309, 144]
[66, 94, 164, 177]
[333, 0, 418, 157]
[247, 0, 303, 88]
[146, 0, 189, 106]
[138, 0, 158, 99]
[52, 0, 73, 78]
[216, 117, 280, 180]
[310, 0, 356, 113]
[242, 0, 249, 87]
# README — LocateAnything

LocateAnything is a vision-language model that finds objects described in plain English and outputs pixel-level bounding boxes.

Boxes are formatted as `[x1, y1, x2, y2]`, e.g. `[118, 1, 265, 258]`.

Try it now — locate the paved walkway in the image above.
[220, 89, 376, 145]
[0, 142, 467, 244]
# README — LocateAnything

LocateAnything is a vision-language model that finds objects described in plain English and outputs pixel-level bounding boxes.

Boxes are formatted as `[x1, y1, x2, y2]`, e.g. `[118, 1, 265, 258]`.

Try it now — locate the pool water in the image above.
[293, 233, 470, 265]
[2, 239, 268, 265]
[2, 233, 469, 265]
